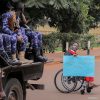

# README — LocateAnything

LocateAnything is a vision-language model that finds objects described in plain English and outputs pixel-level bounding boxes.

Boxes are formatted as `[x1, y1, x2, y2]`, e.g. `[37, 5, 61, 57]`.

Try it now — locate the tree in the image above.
[4, 0, 95, 51]
[89, 0, 100, 27]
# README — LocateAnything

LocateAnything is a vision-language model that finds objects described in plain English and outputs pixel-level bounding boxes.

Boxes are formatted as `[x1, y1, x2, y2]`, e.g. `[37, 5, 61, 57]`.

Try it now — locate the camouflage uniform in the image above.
[2, 12, 17, 54]
[26, 30, 46, 62]
[17, 27, 28, 52]
[2, 11, 28, 54]
[31, 31, 43, 55]
[26, 30, 42, 50]
[0, 11, 11, 61]
[0, 33, 11, 60]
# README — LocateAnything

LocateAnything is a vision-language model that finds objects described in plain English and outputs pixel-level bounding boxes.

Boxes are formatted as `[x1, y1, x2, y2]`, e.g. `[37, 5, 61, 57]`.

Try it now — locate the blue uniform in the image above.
[2, 12, 28, 53]
[2, 12, 17, 54]
[26, 30, 42, 49]
[35, 32, 42, 49]
[17, 27, 28, 51]
[0, 14, 11, 60]
[26, 30, 43, 58]
[0, 33, 11, 60]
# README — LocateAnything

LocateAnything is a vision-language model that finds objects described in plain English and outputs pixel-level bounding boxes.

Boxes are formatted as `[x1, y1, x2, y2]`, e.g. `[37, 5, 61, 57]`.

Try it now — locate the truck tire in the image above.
[4, 78, 23, 100]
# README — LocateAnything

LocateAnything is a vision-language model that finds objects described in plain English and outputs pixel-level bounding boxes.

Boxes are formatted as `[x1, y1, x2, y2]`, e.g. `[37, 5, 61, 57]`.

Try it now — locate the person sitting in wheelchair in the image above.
[65, 42, 99, 90]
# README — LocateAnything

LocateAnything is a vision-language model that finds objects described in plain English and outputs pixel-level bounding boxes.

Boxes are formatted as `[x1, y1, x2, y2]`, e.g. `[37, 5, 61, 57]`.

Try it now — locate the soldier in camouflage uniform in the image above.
[2, 2, 29, 63]
[16, 2, 47, 62]
[1, 2, 19, 63]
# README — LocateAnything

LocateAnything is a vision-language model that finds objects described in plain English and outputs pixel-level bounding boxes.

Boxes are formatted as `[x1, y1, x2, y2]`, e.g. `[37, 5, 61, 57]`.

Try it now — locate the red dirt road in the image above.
[26, 48, 100, 100]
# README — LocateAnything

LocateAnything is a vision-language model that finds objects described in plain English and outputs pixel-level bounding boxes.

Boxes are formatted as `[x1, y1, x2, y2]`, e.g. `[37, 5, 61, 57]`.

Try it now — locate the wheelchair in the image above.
[54, 69, 93, 94]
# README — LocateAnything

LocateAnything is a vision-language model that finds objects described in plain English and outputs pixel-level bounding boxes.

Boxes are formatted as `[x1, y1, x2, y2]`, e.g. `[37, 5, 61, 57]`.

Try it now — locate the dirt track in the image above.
[26, 48, 100, 100]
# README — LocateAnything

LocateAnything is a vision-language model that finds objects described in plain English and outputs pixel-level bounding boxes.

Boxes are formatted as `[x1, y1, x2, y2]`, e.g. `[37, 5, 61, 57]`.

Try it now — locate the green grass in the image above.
[92, 42, 100, 48]
[55, 47, 62, 52]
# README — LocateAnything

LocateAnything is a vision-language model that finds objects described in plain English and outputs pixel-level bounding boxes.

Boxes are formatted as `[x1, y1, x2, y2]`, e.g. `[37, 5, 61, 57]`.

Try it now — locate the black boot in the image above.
[32, 48, 47, 62]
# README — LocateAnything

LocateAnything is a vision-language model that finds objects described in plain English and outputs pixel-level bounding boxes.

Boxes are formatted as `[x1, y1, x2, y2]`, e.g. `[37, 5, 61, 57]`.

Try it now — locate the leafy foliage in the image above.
[42, 32, 59, 52]
[79, 34, 96, 49]
[24, 0, 93, 33]
[89, 0, 100, 27]
[2, 0, 99, 30]
[42, 32, 96, 52]
[42, 32, 80, 52]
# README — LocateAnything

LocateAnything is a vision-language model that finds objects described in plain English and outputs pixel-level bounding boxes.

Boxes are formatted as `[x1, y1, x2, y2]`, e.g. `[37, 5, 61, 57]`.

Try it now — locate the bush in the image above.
[42, 32, 97, 53]
[42, 32, 81, 52]
[79, 33, 96, 49]
[58, 32, 81, 52]
[42, 32, 60, 53]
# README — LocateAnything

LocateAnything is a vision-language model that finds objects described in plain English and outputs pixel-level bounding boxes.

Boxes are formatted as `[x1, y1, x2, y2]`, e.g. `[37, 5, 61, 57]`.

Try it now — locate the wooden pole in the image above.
[87, 41, 90, 55]
[66, 42, 69, 51]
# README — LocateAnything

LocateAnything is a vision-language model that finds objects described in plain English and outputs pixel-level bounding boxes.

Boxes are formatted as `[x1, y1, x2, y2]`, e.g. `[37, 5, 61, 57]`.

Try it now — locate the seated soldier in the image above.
[15, 2, 47, 62]
[0, 8, 21, 65]
[2, 2, 30, 64]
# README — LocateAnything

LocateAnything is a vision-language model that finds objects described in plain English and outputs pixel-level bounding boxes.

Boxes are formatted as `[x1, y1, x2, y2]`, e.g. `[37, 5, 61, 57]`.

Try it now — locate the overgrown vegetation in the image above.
[42, 32, 97, 53]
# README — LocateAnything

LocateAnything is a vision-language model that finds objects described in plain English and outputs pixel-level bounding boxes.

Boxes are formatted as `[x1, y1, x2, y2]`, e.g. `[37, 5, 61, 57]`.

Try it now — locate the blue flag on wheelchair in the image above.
[63, 56, 95, 77]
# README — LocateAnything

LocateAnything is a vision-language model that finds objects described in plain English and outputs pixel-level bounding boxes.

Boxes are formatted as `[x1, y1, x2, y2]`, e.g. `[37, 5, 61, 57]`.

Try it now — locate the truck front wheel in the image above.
[4, 78, 23, 100]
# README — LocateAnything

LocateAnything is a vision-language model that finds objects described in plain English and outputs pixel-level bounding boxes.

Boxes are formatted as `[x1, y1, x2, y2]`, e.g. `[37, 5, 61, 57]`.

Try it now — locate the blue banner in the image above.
[63, 56, 95, 77]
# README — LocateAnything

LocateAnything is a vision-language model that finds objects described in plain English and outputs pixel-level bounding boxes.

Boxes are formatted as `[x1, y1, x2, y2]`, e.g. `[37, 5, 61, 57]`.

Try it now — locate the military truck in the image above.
[0, 55, 44, 100]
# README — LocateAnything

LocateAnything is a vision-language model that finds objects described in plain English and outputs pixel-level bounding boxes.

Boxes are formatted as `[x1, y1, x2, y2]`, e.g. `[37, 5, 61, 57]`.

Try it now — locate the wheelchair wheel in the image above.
[54, 69, 77, 93]
[74, 77, 85, 92]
